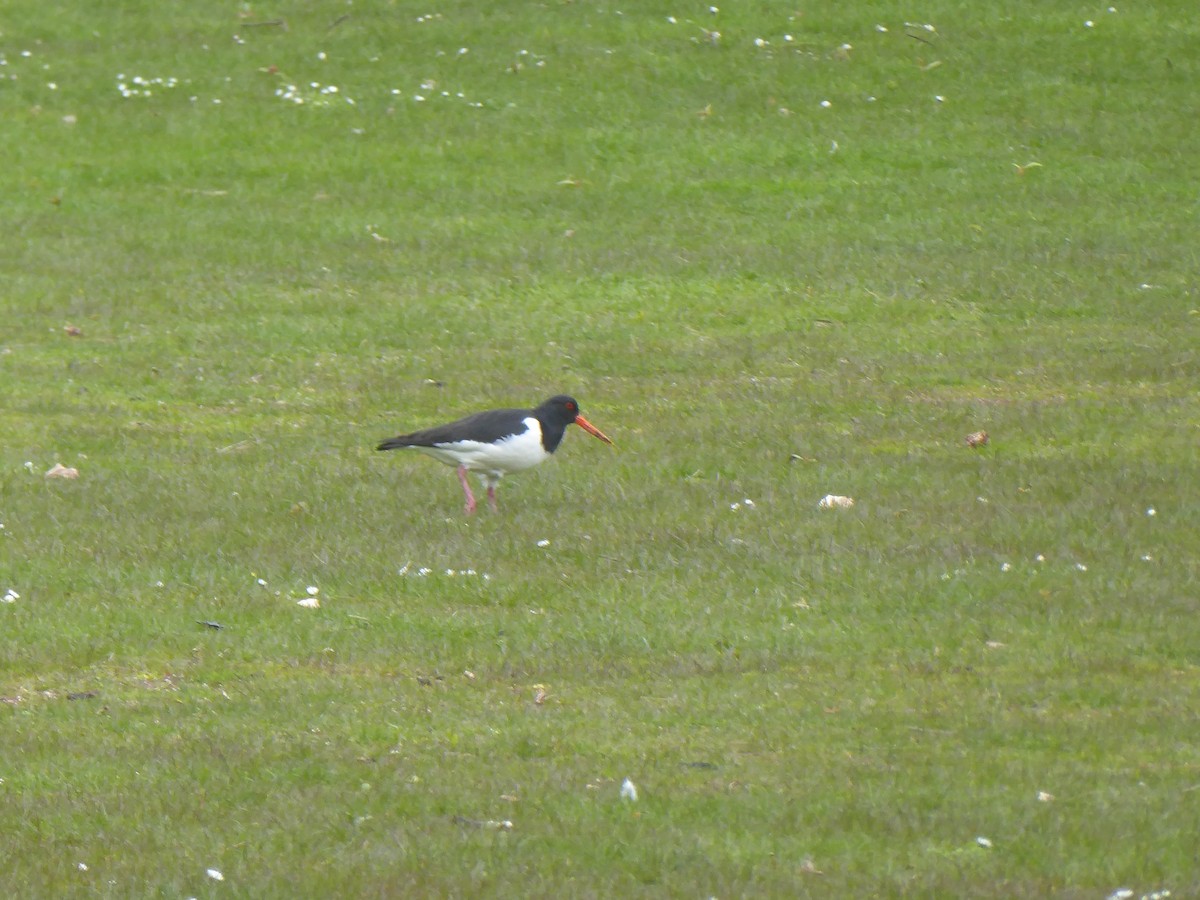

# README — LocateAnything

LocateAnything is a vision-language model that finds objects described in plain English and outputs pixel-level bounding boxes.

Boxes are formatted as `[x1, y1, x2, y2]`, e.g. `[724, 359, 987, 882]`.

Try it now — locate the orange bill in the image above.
[574, 415, 614, 446]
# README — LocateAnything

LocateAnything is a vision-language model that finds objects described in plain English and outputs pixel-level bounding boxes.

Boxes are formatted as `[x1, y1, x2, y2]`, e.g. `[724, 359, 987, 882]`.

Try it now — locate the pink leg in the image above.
[486, 483, 499, 513]
[456, 465, 477, 515]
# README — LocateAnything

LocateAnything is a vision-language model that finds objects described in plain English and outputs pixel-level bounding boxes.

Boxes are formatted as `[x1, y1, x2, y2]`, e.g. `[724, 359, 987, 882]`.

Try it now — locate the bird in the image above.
[376, 394, 614, 514]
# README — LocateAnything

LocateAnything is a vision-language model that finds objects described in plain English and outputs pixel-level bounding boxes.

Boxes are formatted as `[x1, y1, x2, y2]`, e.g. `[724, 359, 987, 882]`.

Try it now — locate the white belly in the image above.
[419, 417, 550, 476]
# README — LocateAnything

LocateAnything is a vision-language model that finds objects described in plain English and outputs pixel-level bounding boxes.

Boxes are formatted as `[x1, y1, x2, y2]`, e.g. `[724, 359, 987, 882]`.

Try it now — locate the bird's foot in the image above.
[457, 465, 478, 515]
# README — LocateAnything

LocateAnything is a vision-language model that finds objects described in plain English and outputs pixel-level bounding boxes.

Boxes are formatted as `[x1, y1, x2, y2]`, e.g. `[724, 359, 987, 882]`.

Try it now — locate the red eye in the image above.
[567, 402, 576, 412]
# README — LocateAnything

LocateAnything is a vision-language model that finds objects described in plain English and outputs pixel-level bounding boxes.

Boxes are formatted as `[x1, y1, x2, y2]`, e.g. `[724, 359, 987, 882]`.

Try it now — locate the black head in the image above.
[536, 395, 583, 427]
[534, 395, 614, 447]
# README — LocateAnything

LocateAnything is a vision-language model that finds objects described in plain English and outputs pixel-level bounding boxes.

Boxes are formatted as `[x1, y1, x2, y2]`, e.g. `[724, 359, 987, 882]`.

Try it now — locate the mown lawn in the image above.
[2, 1, 1198, 896]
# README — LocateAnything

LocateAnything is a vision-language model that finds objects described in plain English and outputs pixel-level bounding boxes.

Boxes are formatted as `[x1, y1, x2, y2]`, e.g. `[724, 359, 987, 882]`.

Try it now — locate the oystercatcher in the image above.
[377, 394, 614, 514]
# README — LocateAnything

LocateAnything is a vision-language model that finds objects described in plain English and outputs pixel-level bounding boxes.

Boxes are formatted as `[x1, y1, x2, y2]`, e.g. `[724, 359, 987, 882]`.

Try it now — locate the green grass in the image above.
[2, 0, 1199, 895]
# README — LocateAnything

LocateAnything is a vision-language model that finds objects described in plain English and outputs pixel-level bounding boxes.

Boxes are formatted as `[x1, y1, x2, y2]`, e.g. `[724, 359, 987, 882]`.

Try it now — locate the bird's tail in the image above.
[376, 436, 413, 451]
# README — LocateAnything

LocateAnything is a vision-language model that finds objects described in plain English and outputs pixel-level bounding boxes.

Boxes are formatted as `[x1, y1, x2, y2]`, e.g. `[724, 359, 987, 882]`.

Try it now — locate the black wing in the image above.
[377, 408, 530, 451]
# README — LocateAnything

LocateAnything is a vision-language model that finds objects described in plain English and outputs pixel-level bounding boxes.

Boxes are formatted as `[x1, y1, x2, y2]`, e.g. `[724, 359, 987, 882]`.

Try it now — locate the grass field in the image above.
[2, 0, 1198, 896]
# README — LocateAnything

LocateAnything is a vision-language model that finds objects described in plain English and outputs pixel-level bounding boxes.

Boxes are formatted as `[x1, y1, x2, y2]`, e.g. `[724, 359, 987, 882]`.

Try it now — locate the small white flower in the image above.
[297, 597, 320, 609]
[1107, 891, 1134, 900]
[1075, 563, 1088, 572]
[875, 24, 889, 32]
[457, 47, 469, 55]
[1000, 562, 1012, 572]
[206, 868, 225, 881]
[155, 580, 165, 588]
[1037, 790, 1054, 802]
[754, 38, 767, 48]
[2, 589, 19, 603]
[306, 585, 319, 596]
[1035, 554, 1046, 562]
[257, 578, 268, 587]
[818, 494, 854, 509]
[935, 94, 946, 102]
[77, 862, 88, 871]
[820, 99, 832, 108]
[975, 836, 992, 848]
[317, 51, 327, 60]
[1141, 554, 1153, 562]
[414, 95, 425, 101]
[730, 503, 741, 511]
[536, 539, 551, 548]
[784, 34, 793, 42]
[743, 498, 755, 508]
[666, 16, 676, 24]
[1146, 507, 1157, 516]
[620, 778, 638, 801]
[709, 5, 719, 13]
[1084, 20, 1094, 28]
